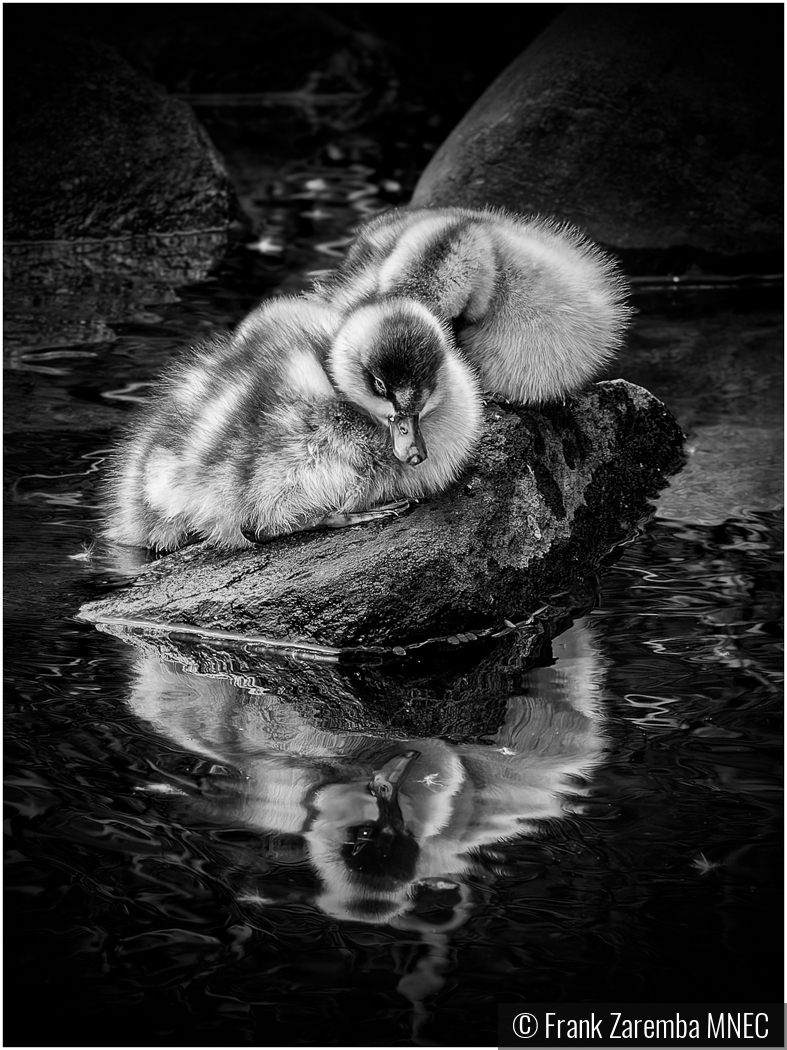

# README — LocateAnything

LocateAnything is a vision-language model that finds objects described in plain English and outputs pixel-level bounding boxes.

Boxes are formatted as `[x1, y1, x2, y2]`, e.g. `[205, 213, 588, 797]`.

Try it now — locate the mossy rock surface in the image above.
[79, 380, 685, 651]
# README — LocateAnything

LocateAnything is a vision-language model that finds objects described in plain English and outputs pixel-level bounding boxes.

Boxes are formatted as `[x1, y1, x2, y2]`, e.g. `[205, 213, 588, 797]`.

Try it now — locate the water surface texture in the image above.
[4, 138, 783, 1047]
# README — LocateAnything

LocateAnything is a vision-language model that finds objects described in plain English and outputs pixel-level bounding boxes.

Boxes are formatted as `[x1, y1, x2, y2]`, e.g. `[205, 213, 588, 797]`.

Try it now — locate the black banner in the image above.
[498, 1003, 783, 1049]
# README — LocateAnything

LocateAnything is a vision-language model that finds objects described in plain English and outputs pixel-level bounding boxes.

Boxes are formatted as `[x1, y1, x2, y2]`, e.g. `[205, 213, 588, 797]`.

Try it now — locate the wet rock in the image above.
[79, 380, 685, 651]
[412, 6, 782, 274]
[4, 33, 237, 349]
[604, 307, 783, 524]
[657, 424, 784, 527]
[5, 35, 235, 243]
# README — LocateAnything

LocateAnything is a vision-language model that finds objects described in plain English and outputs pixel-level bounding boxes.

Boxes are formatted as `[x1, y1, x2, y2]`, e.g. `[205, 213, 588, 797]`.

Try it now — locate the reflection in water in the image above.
[128, 618, 606, 926]
[4, 230, 230, 353]
[5, 501, 782, 1043]
[125, 618, 606, 1036]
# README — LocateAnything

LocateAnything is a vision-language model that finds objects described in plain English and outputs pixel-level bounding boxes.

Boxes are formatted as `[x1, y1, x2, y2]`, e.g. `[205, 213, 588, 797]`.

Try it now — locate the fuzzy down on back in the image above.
[317, 206, 632, 404]
[103, 296, 483, 551]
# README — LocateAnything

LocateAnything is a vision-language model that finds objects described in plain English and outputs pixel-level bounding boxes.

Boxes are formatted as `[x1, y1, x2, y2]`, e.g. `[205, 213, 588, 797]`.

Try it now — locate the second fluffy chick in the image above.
[318, 205, 632, 404]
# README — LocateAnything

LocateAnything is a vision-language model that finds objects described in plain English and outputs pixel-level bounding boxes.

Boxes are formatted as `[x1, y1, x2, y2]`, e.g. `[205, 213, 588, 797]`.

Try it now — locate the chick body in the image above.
[104, 296, 482, 551]
[318, 206, 631, 404]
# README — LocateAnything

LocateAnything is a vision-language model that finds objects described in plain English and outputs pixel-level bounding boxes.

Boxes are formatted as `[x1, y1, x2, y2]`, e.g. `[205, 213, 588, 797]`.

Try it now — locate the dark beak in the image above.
[389, 414, 427, 466]
[368, 750, 420, 808]
[340, 751, 423, 873]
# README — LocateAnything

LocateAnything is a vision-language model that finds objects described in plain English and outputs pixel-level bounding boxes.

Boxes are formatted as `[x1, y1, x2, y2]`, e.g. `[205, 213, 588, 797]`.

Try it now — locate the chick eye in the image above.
[371, 374, 387, 398]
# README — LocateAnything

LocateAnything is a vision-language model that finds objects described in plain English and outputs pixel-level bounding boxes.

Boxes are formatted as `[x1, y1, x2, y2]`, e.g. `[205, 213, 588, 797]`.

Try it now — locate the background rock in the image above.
[412, 5, 783, 274]
[79, 381, 685, 651]
[5, 35, 235, 243]
[3, 6, 558, 209]
[4, 31, 238, 355]
[604, 308, 783, 525]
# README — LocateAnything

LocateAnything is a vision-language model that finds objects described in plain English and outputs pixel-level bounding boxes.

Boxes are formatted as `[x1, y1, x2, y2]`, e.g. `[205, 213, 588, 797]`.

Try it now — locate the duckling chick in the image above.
[316, 205, 632, 404]
[103, 295, 483, 551]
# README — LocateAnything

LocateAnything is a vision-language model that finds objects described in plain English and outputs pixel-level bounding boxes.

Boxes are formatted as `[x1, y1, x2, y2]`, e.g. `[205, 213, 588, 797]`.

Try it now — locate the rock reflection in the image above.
[4, 229, 229, 352]
[124, 617, 608, 934]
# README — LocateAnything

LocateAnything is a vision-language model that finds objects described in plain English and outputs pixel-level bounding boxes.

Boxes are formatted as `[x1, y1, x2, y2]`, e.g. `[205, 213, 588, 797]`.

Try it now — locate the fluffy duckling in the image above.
[316, 205, 632, 404]
[103, 295, 483, 551]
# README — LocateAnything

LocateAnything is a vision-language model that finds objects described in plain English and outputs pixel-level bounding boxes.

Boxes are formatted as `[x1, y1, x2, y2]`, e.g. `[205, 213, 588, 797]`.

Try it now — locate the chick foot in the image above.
[320, 499, 413, 529]
[241, 500, 413, 544]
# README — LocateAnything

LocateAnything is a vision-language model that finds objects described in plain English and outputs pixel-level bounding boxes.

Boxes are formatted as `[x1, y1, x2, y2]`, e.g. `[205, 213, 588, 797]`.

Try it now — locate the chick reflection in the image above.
[126, 618, 607, 928]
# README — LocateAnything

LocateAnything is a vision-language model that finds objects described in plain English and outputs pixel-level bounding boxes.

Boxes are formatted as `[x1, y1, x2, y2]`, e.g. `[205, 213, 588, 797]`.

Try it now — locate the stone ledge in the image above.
[79, 380, 685, 651]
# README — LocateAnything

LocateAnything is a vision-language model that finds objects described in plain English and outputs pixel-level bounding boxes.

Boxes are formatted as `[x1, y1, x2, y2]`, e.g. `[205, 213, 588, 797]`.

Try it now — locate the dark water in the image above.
[4, 137, 783, 1048]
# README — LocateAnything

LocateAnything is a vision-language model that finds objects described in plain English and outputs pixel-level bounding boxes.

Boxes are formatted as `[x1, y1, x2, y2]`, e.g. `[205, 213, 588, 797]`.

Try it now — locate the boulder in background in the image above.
[413, 5, 782, 274]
